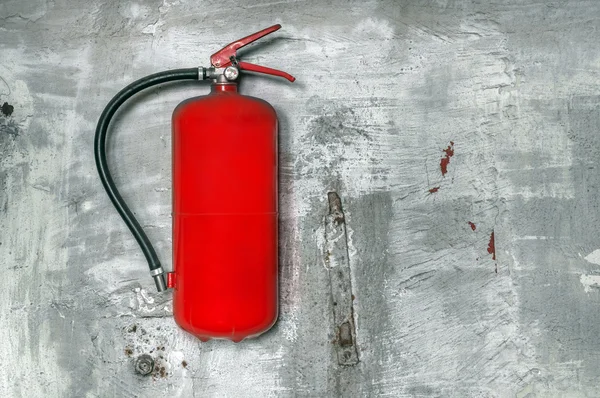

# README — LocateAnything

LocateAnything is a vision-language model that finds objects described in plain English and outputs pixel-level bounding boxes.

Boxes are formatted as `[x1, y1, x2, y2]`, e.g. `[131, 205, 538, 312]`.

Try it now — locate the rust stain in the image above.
[487, 231, 497, 272]
[428, 186, 440, 194]
[440, 141, 454, 176]
[152, 364, 168, 379]
[338, 321, 354, 347]
[182, 360, 188, 368]
[328, 192, 345, 224]
[124, 347, 133, 357]
[468, 221, 476, 231]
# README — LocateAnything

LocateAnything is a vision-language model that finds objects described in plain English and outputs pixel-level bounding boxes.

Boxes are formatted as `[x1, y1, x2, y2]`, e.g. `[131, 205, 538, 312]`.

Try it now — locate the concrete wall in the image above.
[2, 0, 600, 396]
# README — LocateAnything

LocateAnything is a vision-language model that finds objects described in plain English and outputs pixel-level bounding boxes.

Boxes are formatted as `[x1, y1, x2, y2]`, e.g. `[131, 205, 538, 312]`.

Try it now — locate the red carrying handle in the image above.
[210, 25, 295, 82]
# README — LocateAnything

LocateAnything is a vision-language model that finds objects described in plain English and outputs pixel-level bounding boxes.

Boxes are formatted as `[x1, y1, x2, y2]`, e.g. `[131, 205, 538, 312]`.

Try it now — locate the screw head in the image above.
[224, 66, 240, 81]
[135, 354, 155, 376]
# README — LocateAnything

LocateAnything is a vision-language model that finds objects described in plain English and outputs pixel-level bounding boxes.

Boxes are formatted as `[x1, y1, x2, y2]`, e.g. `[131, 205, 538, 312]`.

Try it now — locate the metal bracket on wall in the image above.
[325, 192, 359, 366]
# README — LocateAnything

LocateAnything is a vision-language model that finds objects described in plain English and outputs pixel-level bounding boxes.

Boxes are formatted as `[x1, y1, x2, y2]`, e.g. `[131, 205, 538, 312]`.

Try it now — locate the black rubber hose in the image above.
[94, 68, 201, 292]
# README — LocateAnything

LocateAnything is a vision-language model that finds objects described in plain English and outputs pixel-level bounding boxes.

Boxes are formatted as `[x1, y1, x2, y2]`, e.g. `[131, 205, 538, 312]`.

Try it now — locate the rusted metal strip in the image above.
[325, 192, 359, 366]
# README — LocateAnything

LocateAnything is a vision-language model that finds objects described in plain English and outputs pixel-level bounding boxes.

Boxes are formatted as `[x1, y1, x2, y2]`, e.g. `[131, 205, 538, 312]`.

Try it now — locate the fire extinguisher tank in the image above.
[95, 25, 294, 342]
[172, 83, 278, 342]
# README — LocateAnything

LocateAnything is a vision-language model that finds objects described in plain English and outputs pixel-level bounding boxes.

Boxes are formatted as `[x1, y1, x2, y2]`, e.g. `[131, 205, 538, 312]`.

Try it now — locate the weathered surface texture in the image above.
[1, 1, 600, 396]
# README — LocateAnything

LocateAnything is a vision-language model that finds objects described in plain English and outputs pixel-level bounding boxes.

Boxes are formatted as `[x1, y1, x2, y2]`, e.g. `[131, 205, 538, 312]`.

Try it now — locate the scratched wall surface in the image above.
[1, 0, 600, 396]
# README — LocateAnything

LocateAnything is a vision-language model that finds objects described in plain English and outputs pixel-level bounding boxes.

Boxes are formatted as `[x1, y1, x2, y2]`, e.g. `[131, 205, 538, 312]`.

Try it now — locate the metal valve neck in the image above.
[205, 66, 239, 82]
[203, 66, 240, 92]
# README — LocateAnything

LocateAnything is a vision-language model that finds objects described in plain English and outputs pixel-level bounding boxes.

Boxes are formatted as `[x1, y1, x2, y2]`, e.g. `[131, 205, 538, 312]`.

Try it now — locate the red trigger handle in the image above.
[238, 61, 296, 82]
[210, 24, 295, 82]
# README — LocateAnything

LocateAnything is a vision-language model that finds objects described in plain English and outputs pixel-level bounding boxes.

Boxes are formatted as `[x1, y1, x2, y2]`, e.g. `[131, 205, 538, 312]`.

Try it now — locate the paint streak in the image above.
[428, 186, 440, 194]
[440, 141, 454, 176]
[1, 102, 14, 117]
[468, 222, 476, 231]
[487, 231, 497, 272]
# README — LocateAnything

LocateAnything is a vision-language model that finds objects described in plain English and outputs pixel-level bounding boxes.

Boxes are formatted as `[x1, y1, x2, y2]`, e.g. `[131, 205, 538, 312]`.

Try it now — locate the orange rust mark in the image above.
[468, 221, 476, 231]
[429, 186, 440, 194]
[440, 141, 455, 176]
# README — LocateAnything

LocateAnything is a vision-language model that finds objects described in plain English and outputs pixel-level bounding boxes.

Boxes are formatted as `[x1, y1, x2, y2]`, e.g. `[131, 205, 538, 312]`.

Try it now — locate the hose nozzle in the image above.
[150, 267, 167, 292]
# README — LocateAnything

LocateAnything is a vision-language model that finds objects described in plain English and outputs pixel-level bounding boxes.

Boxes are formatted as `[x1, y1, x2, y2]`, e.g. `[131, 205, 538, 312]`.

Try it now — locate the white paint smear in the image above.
[584, 249, 600, 266]
[580, 275, 600, 293]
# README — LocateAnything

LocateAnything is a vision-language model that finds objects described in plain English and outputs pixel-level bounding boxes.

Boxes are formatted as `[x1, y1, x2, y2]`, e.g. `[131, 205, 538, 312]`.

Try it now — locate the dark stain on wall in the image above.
[1, 101, 19, 138]
[1, 102, 14, 117]
[0, 120, 20, 137]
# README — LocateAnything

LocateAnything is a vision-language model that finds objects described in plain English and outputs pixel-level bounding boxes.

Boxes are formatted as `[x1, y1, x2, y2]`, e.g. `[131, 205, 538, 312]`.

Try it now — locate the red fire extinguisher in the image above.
[94, 25, 295, 342]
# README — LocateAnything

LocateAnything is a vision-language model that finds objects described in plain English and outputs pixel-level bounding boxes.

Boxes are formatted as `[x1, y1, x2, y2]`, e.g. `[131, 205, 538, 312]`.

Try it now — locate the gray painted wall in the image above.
[2, 0, 600, 396]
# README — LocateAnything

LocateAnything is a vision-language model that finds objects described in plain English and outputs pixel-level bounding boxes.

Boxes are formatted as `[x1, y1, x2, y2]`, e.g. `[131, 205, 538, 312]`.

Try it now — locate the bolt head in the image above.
[224, 66, 240, 81]
[135, 354, 155, 376]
